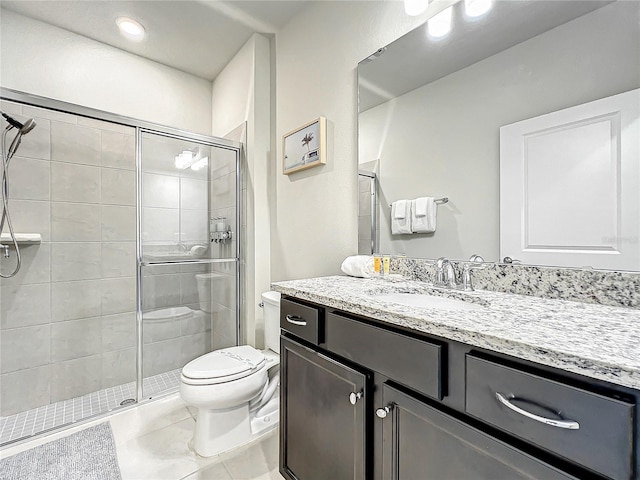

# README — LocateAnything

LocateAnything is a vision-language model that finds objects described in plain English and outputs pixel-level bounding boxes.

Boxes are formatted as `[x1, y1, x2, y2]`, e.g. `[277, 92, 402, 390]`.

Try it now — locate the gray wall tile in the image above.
[22, 105, 76, 124]
[4, 200, 50, 241]
[51, 122, 101, 166]
[6, 157, 50, 201]
[51, 162, 101, 203]
[181, 311, 210, 336]
[101, 132, 135, 170]
[0, 243, 50, 287]
[1, 324, 50, 373]
[102, 348, 136, 389]
[51, 202, 101, 241]
[51, 242, 101, 281]
[101, 277, 136, 315]
[51, 280, 101, 322]
[51, 317, 102, 363]
[102, 313, 136, 352]
[14, 117, 51, 161]
[50, 355, 101, 403]
[1, 365, 51, 416]
[0, 283, 51, 329]
[181, 332, 210, 366]
[142, 337, 183, 377]
[101, 205, 136, 241]
[101, 242, 136, 278]
[101, 168, 136, 205]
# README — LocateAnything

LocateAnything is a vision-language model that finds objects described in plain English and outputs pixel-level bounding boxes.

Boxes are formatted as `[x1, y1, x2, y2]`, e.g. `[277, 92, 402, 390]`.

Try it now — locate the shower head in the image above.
[1, 112, 36, 135]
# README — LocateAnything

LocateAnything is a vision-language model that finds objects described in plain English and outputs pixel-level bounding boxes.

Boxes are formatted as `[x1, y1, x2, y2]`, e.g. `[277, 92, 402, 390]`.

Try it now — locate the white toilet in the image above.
[180, 291, 281, 457]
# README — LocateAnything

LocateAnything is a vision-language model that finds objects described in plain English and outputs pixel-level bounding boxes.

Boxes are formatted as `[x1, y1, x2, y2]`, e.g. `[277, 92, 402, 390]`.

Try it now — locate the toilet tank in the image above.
[262, 291, 281, 354]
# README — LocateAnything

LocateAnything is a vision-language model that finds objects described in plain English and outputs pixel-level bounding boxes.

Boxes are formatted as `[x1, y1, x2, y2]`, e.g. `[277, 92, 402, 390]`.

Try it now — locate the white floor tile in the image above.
[117, 417, 217, 480]
[180, 462, 232, 480]
[110, 393, 191, 445]
[222, 431, 279, 480]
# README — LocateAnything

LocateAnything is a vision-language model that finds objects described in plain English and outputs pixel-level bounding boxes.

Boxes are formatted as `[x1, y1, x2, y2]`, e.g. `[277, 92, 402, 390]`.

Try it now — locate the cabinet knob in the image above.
[376, 405, 392, 418]
[349, 391, 363, 405]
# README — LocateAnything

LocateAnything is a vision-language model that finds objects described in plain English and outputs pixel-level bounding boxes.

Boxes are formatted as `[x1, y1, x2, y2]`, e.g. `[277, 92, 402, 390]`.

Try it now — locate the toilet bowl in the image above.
[180, 291, 281, 457]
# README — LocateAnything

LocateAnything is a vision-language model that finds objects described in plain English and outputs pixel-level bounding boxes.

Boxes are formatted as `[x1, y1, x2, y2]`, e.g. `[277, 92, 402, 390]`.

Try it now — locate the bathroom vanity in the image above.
[273, 276, 640, 480]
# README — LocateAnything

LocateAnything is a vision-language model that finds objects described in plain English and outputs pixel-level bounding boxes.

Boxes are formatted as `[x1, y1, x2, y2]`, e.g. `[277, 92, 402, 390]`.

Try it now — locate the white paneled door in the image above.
[500, 89, 639, 270]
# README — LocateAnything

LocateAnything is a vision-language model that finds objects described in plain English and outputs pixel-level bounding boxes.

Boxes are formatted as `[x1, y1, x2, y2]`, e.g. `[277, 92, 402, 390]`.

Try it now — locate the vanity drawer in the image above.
[325, 312, 443, 400]
[280, 298, 323, 345]
[465, 355, 634, 480]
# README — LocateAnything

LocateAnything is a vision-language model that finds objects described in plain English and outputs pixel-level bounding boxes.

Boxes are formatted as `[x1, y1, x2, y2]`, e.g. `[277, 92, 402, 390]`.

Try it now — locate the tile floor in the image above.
[0, 392, 284, 480]
[0, 368, 182, 445]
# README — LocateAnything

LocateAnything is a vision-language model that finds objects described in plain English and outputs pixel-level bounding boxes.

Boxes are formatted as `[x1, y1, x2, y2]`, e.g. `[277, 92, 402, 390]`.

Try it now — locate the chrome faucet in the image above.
[435, 257, 457, 288]
[460, 254, 485, 291]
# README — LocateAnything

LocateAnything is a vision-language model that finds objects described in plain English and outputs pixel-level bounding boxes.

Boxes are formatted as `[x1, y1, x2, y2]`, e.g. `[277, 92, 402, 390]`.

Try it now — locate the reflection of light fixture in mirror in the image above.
[116, 17, 145, 42]
[464, 0, 493, 18]
[404, 0, 429, 16]
[190, 157, 208, 171]
[427, 5, 452, 38]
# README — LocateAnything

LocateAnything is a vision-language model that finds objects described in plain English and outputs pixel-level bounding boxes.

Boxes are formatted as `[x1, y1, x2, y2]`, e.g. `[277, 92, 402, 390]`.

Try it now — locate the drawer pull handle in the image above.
[495, 392, 580, 430]
[349, 391, 363, 405]
[286, 314, 307, 326]
[376, 405, 393, 419]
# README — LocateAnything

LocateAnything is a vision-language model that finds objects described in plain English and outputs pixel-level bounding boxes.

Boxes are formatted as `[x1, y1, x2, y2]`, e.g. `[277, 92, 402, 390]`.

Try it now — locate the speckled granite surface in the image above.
[272, 275, 640, 390]
[391, 258, 640, 308]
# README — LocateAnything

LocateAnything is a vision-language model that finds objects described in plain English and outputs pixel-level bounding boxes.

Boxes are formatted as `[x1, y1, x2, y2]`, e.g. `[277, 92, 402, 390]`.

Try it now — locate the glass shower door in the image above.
[138, 131, 240, 399]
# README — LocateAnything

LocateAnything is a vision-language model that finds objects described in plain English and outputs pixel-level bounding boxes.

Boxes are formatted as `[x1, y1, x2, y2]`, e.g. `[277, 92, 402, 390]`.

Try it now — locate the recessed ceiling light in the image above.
[464, 0, 494, 18]
[116, 17, 145, 41]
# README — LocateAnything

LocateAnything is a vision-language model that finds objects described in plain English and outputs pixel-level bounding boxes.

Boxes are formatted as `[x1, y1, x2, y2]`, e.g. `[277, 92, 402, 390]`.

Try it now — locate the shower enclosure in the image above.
[0, 89, 242, 445]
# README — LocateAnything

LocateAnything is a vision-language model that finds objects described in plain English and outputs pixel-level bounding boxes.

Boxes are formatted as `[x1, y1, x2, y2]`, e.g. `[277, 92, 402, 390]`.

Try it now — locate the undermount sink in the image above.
[372, 293, 485, 312]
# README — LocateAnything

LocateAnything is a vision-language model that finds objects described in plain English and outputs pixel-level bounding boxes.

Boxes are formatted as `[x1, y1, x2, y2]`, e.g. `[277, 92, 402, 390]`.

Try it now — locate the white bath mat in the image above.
[0, 422, 122, 480]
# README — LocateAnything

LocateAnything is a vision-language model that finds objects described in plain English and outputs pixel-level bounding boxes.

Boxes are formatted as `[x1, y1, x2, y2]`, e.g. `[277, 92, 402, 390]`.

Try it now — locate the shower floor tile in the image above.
[0, 368, 182, 446]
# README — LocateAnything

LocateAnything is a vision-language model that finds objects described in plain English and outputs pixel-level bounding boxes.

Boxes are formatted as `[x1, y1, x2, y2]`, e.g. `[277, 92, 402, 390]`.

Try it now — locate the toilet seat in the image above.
[181, 345, 266, 386]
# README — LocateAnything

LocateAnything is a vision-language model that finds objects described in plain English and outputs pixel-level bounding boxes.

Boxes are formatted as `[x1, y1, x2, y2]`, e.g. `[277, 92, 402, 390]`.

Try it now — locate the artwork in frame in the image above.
[282, 116, 327, 175]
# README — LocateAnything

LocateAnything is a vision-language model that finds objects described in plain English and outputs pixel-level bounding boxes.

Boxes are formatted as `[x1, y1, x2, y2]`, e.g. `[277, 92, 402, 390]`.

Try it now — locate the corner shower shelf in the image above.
[0, 233, 42, 244]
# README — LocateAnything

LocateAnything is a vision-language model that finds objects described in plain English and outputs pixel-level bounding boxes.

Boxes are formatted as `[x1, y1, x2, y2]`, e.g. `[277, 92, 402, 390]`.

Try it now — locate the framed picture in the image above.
[282, 116, 327, 175]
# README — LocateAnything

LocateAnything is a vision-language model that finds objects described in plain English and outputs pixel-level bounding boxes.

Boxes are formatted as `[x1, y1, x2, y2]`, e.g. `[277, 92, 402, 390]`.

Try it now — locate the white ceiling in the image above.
[1, 0, 311, 81]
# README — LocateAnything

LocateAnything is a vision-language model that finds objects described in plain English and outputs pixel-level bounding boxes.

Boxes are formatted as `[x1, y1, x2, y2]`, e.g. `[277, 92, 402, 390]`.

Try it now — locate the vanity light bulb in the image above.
[427, 6, 452, 38]
[404, 0, 429, 16]
[464, 0, 493, 18]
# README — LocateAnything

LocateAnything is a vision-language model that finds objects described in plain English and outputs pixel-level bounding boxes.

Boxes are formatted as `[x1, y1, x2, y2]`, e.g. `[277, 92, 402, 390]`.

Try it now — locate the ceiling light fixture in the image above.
[427, 6, 453, 38]
[404, 0, 429, 16]
[116, 17, 146, 41]
[464, 0, 494, 18]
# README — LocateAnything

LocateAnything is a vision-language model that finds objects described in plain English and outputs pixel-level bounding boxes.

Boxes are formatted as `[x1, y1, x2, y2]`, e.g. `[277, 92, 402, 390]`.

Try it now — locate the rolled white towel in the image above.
[340, 255, 375, 278]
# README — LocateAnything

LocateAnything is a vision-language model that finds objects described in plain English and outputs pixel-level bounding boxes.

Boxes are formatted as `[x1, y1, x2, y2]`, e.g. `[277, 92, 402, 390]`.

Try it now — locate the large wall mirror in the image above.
[357, 0, 640, 271]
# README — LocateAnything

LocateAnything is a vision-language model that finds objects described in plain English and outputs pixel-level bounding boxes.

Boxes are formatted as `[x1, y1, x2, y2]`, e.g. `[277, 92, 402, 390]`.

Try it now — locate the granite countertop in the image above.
[272, 275, 640, 390]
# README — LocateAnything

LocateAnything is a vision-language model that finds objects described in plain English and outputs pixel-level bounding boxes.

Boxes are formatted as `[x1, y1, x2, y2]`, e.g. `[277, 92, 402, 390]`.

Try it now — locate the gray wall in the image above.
[359, 2, 640, 261]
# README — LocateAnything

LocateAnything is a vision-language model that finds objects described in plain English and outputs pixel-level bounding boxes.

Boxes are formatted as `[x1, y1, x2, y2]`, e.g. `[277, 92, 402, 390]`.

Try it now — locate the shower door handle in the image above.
[285, 314, 307, 326]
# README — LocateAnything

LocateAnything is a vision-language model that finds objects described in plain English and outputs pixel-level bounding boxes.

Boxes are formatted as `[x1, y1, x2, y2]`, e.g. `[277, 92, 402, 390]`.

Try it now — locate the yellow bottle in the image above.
[382, 255, 390, 276]
[373, 255, 381, 275]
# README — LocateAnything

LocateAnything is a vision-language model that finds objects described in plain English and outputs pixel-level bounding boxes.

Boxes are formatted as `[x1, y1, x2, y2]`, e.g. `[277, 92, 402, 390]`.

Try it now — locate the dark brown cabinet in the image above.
[280, 336, 369, 480]
[379, 383, 577, 480]
[280, 296, 637, 480]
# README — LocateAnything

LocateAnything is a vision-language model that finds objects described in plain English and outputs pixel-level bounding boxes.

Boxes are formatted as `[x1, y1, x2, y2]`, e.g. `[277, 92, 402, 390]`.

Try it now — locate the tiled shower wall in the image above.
[0, 100, 137, 416]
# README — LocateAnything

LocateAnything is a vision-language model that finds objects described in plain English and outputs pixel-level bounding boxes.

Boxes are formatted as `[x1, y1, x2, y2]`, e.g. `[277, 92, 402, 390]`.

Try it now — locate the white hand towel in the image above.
[340, 255, 375, 278]
[394, 200, 408, 219]
[391, 201, 412, 234]
[414, 197, 429, 217]
[411, 197, 437, 233]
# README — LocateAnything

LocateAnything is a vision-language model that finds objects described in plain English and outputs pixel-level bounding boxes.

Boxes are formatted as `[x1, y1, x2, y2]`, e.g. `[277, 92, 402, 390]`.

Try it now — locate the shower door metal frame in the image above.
[1, 87, 243, 408]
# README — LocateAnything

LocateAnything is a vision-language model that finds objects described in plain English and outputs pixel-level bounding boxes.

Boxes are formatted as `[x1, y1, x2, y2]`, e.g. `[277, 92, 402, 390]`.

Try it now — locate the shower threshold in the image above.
[0, 369, 181, 446]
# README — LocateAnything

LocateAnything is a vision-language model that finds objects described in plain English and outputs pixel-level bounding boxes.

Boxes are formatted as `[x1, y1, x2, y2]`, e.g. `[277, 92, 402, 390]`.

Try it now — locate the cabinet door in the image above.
[281, 336, 369, 480]
[378, 384, 578, 480]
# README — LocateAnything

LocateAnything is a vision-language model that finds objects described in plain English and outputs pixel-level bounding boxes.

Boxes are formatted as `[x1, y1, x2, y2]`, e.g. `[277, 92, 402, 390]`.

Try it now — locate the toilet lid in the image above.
[182, 345, 266, 381]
